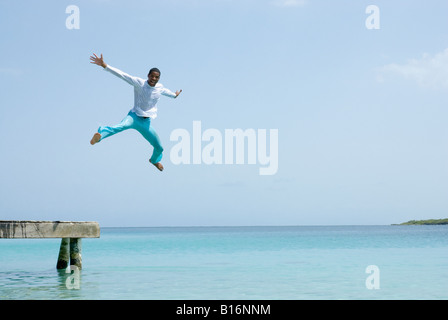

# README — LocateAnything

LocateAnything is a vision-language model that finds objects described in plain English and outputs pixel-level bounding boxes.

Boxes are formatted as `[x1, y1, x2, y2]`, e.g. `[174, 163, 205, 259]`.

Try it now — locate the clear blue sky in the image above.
[1, 0, 447, 226]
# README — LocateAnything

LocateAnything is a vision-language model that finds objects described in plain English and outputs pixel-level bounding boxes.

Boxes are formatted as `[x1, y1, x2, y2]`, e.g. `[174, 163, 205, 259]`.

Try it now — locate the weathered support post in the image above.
[56, 238, 70, 270]
[70, 238, 82, 270]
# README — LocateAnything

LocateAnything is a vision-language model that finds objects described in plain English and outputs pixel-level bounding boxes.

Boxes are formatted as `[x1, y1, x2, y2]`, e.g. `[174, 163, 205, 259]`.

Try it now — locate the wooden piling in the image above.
[70, 238, 82, 270]
[56, 238, 70, 270]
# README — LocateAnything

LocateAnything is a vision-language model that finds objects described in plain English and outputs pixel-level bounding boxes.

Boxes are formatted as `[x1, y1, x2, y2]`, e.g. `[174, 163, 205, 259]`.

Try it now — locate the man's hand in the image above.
[90, 53, 107, 68]
[175, 90, 182, 98]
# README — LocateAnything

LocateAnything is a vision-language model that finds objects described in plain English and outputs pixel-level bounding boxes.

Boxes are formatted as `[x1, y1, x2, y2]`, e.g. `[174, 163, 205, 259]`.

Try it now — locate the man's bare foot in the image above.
[150, 160, 164, 171]
[90, 133, 101, 145]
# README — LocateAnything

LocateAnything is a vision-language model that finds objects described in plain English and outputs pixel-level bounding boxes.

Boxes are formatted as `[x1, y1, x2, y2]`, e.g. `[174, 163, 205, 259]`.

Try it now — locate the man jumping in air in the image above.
[89, 53, 182, 171]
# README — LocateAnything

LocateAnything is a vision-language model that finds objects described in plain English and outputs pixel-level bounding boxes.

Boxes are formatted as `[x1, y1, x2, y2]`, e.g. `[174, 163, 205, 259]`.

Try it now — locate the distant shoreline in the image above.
[393, 218, 448, 225]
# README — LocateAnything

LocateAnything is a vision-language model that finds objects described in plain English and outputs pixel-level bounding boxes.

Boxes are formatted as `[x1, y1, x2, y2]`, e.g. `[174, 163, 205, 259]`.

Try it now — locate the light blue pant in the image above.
[97, 111, 163, 164]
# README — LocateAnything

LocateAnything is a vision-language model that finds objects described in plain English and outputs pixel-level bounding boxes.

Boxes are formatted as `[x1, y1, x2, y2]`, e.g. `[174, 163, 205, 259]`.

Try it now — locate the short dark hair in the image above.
[148, 67, 161, 76]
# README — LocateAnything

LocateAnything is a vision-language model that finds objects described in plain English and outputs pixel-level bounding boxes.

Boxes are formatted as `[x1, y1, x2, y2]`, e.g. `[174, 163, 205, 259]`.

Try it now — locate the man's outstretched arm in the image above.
[90, 53, 141, 87]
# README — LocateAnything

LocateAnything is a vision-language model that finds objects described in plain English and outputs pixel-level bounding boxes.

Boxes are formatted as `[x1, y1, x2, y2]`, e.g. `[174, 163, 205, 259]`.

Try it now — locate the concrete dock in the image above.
[0, 220, 100, 269]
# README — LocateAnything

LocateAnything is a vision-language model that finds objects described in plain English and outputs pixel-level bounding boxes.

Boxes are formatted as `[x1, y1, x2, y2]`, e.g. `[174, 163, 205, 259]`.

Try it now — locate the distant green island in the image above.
[393, 218, 448, 225]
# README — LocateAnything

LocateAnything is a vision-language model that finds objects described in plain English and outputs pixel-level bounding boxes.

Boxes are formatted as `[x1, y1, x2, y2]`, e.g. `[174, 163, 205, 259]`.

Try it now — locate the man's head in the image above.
[147, 68, 161, 87]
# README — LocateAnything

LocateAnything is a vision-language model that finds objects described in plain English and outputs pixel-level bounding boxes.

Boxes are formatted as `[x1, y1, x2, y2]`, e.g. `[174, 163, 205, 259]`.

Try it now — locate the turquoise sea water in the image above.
[0, 225, 447, 300]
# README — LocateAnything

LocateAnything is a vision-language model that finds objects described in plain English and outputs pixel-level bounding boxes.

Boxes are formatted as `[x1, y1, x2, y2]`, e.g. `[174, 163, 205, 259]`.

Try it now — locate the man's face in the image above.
[147, 71, 160, 87]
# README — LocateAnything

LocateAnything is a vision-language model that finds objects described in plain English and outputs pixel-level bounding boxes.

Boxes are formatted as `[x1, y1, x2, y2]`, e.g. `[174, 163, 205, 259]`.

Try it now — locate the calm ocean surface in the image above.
[0, 225, 447, 300]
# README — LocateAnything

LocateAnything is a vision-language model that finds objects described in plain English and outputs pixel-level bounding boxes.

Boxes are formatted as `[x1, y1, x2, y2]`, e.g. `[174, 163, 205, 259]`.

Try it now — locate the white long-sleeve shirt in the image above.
[104, 65, 177, 119]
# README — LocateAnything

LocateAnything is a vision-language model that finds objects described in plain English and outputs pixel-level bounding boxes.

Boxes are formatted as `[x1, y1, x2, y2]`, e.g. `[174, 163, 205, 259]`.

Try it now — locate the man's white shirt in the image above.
[104, 65, 177, 119]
